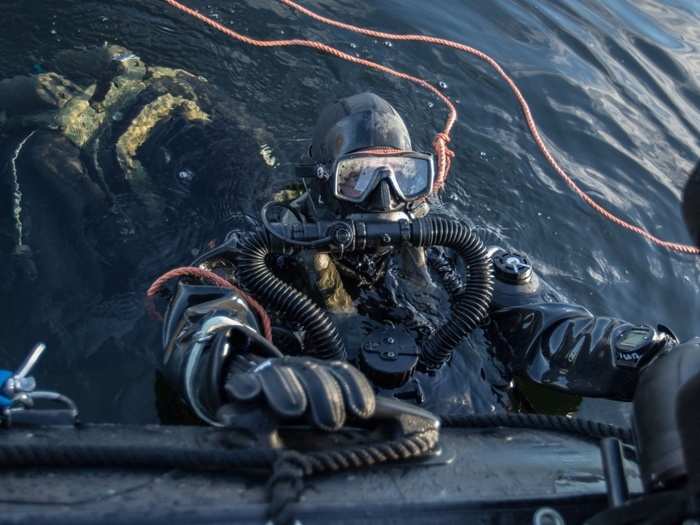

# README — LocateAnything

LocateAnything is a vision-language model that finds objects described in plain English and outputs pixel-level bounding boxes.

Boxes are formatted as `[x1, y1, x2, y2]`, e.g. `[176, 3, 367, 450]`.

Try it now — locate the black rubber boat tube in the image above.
[410, 216, 494, 370]
[236, 231, 347, 361]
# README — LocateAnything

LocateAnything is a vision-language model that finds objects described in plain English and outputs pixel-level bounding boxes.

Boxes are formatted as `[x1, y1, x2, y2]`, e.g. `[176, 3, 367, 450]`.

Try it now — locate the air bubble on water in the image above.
[350, 42, 358, 49]
[383, 41, 393, 47]
[50, 29, 57, 35]
[112, 111, 124, 122]
[427, 101, 434, 109]
[280, 29, 285, 35]
[100, 16, 109, 22]
[178, 169, 195, 181]
[537, 212, 543, 216]
[479, 151, 487, 160]
[438, 81, 448, 90]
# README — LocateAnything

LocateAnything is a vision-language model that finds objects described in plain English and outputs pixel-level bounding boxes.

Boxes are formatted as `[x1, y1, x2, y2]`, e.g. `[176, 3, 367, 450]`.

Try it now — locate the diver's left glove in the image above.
[223, 355, 376, 431]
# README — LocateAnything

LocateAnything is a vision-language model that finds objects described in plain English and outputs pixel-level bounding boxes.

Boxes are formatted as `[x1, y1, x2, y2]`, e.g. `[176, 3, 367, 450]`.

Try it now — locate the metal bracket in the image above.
[1, 343, 79, 427]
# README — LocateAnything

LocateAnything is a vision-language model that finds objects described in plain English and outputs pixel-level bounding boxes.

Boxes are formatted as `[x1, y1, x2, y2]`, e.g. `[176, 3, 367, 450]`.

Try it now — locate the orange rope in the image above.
[279, 0, 698, 255]
[163, 0, 698, 255]
[146, 266, 273, 341]
[163, 0, 456, 192]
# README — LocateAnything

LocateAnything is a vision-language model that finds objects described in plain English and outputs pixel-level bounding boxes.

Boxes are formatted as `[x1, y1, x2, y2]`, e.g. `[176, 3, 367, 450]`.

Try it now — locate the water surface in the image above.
[0, 0, 698, 423]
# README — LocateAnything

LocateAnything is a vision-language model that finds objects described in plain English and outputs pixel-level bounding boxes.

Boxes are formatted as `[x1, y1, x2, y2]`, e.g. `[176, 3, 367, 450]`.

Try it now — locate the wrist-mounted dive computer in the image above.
[613, 325, 672, 369]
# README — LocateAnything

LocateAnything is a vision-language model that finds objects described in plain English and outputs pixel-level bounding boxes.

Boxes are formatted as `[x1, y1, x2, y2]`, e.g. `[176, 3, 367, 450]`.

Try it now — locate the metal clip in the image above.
[185, 316, 245, 427]
[1, 343, 79, 426]
[2, 342, 45, 400]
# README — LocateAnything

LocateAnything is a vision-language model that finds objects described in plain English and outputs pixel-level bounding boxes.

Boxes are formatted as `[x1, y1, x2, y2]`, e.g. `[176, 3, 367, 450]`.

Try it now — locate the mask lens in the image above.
[389, 157, 430, 199]
[335, 158, 379, 201]
[334, 154, 433, 202]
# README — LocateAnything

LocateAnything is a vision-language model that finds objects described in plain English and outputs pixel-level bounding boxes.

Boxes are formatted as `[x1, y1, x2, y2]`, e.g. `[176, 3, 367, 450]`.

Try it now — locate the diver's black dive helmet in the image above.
[306, 92, 435, 218]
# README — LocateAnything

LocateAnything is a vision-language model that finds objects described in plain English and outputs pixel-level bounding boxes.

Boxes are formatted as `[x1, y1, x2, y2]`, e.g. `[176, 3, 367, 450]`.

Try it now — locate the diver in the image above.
[0, 44, 279, 369]
[157, 92, 680, 428]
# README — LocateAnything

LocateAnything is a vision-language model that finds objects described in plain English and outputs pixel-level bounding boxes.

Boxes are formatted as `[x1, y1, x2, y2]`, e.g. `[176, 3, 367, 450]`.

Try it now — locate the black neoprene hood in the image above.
[310, 92, 412, 164]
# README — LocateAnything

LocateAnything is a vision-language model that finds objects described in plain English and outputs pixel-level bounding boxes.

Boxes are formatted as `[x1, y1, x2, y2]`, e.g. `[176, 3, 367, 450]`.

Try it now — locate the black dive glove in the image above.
[224, 354, 376, 431]
[490, 302, 677, 400]
[161, 283, 379, 430]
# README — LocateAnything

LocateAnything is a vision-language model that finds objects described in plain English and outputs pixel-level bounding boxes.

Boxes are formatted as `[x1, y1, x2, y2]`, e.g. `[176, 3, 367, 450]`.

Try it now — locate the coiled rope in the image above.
[0, 427, 438, 525]
[163, 0, 698, 255]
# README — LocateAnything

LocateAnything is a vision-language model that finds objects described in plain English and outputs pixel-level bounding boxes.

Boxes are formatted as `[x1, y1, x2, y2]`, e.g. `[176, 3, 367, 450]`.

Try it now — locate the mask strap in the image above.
[295, 164, 329, 179]
[352, 147, 408, 156]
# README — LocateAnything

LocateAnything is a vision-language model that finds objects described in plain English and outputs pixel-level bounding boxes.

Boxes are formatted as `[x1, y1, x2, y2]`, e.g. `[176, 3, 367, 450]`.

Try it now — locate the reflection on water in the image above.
[0, 0, 698, 423]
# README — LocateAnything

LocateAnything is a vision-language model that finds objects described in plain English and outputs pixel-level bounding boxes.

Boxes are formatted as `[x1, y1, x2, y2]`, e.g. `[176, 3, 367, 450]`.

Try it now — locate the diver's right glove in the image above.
[223, 355, 376, 431]
[161, 282, 378, 430]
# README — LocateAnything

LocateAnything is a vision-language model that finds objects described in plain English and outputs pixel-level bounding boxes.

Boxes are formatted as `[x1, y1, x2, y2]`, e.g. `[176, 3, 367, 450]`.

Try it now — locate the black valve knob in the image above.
[493, 251, 533, 284]
[329, 223, 354, 249]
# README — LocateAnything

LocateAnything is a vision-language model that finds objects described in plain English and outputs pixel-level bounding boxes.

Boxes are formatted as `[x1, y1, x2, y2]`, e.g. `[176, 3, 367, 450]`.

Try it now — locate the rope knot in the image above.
[432, 132, 451, 149]
[432, 132, 455, 192]
[267, 451, 309, 525]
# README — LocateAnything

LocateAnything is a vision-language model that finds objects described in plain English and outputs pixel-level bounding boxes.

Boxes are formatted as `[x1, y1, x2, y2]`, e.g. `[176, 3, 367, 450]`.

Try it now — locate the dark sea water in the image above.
[0, 0, 698, 424]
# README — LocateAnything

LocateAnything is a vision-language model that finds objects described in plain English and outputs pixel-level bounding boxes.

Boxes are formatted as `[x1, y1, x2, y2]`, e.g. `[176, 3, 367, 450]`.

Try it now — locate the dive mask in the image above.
[331, 151, 435, 204]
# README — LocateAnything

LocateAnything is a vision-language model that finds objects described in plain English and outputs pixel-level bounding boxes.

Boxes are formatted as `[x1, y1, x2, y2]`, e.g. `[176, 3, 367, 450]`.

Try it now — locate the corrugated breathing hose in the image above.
[236, 230, 347, 361]
[235, 215, 494, 370]
[411, 217, 494, 370]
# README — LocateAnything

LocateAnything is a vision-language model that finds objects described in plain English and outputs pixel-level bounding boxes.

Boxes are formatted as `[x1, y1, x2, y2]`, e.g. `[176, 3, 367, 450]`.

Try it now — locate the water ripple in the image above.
[0, 0, 698, 422]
